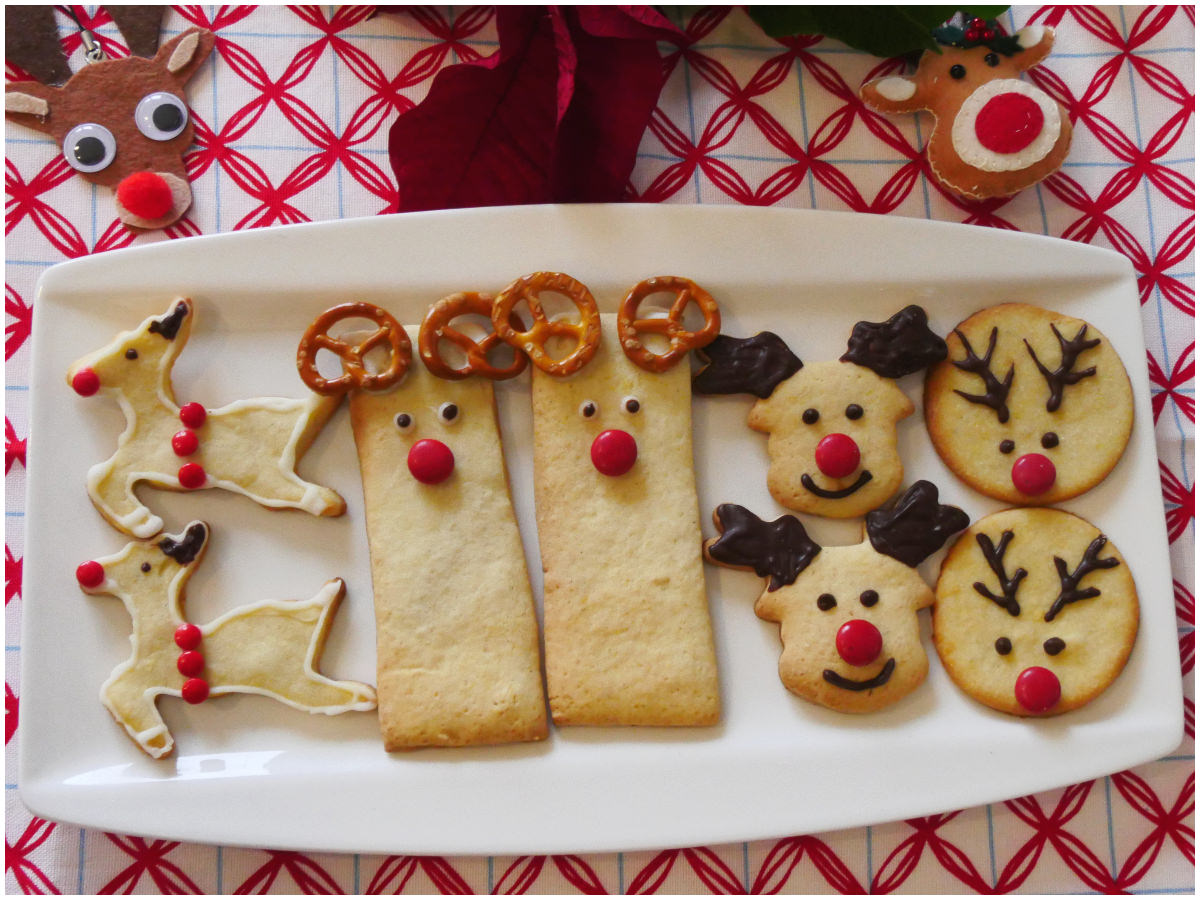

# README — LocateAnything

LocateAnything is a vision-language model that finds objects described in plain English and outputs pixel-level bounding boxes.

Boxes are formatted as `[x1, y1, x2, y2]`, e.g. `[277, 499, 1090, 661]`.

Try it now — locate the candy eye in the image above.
[63, 123, 116, 173]
[950, 64, 967, 79]
[622, 396, 641, 414]
[999, 439, 1015, 454]
[859, 589, 879, 607]
[1041, 432, 1059, 449]
[984, 52, 1000, 67]
[817, 593, 837, 611]
[437, 402, 460, 424]
[994, 637, 1012, 655]
[802, 408, 820, 425]
[135, 92, 189, 141]
[579, 400, 598, 419]
[394, 412, 414, 433]
[1043, 637, 1066, 656]
[845, 404, 863, 421]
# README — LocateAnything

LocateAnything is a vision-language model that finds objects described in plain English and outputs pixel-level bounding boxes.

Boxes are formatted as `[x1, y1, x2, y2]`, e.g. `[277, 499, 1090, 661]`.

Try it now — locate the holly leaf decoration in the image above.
[747, 6, 1010, 57]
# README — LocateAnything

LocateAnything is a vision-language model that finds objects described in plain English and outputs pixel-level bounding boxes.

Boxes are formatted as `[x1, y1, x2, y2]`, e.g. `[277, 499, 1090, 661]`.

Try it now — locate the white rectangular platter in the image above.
[20, 205, 1182, 855]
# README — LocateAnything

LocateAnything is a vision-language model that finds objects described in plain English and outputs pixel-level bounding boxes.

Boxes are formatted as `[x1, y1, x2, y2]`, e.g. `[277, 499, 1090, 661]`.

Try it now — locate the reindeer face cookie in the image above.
[695, 306, 947, 518]
[924, 303, 1133, 504]
[933, 507, 1138, 716]
[705, 481, 968, 712]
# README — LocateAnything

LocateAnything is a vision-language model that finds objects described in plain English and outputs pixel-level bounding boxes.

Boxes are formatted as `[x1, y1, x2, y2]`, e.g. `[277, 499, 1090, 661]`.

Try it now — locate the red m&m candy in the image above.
[76, 560, 105, 588]
[835, 619, 883, 667]
[407, 439, 455, 484]
[172, 429, 199, 456]
[181, 677, 210, 704]
[1011, 453, 1056, 496]
[71, 367, 101, 397]
[176, 650, 205, 677]
[590, 429, 638, 477]
[178, 462, 206, 489]
[179, 402, 207, 428]
[1014, 666, 1061, 713]
[174, 623, 202, 650]
[814, 433, 860, 479]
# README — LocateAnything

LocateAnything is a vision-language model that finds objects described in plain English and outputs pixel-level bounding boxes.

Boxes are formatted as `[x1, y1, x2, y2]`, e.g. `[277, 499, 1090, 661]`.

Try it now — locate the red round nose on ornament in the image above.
[1011, 453, 1056, 496]
[116, 172, 175, 220]
[591, 429, 638, 477]
[408, 438, 455, 484]
[975, 92, 1045, 154]
[814, 433, 860, 479]
[835, 619, 882, 667]
[1014, 665, 1061, 713]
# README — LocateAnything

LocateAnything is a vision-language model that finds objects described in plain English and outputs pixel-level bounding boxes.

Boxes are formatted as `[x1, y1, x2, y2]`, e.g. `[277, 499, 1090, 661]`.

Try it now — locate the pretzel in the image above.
[418, 292, 528, 381]
[491, 272, 602, 377]
[617, 276, 721, 373]
[298, 302, 411, 395]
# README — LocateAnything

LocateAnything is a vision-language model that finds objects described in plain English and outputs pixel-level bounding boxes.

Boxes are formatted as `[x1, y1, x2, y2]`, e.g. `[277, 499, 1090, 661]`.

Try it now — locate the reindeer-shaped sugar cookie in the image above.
[933, 507, 1138, 716]
[5, 6, 214, 230]
[67, 298, 345, 538]
[694, 306, 947, 518]
[924, 302, 1133, 504]
[705, 481, 968, 712]
[860, 19, 1071, 200]
[297, 297, 548, 749]
[489, 272, 722, 726]
[75, 521, 376, 758]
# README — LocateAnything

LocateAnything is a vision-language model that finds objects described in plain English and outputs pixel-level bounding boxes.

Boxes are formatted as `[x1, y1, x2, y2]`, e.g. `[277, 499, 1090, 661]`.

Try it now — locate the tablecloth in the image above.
[5, 5, 1193, 894]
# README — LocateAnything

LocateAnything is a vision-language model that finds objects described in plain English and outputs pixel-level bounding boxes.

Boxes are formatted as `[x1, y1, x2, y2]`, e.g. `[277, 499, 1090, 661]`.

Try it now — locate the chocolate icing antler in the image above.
[951, 327, 1014, 423]
[705, 504, 820, 591]
[1046, 536, 1120, 622]
[865, 480, 969, 568]
[972, 530, 1026, 616]
[841, 305, 948, 379]
[692, 333, 802, 399]
[1025, 323, 1100, 412]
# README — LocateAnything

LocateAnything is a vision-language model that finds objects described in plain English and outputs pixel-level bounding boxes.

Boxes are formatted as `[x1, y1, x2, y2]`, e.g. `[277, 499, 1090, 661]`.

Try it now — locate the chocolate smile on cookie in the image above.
[824, 658, 896, 692]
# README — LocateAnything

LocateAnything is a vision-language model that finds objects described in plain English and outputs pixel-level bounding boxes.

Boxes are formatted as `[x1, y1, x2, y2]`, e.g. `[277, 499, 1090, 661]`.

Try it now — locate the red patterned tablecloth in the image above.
[5, 5, 1194, 894]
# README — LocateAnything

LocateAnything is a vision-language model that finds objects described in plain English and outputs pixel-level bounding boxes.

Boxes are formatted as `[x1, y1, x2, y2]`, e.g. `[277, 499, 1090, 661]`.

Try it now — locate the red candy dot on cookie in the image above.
[75, 560, 105, 588]
[814, 433, 860, 479]
[181, 677, 210, 704]
[71, 367, 101, 397]
[174, 623, 202, 650]
[172, 429, 199, 456]
[176, 650, 205, 677]
[975, 92, 1044, 154]
[178, 462, 206, 489]
[407, 439, 455, 484]
[1011, 453, 1056, 495]
[116, 171, 174, 220]
[179, 402, 207, 428]
[835, 619, 882, 667]
[1015, 666, 1061, 713]
[591, 429, 638, 477]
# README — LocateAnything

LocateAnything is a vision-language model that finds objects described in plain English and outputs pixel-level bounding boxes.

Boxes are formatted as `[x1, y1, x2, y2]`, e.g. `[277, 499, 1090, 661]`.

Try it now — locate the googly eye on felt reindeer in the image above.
[923, 302, 1134, 504]
[693, 305, 947, 519]
[5, 6, 214, 230]
[704, 480, 970, 713]
[859, 16, 1071, 201]
[933, 507, 1138, 717]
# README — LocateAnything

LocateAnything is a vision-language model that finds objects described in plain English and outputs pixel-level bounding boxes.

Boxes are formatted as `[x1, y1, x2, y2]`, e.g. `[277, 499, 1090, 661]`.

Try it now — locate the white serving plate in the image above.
[20, 205, 1182, 855]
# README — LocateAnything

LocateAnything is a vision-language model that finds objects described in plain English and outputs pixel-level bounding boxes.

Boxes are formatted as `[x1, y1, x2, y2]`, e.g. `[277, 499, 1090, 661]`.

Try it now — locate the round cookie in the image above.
[924, 303, 1133, 504]
[933, 507, 1138, 717]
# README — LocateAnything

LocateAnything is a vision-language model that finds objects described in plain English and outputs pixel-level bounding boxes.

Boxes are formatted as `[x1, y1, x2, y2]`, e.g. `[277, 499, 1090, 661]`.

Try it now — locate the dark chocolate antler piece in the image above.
[841, 305, 948, 379]
[705, 504, 819, 591]
[951, 327, 1014, 423]
[693, 333, 802, 400]
[972, 530, 1026, 616]
[1045, 535, 1119, 622]
[866, 480, 969, 567]
[1024, 323, 1100, 412]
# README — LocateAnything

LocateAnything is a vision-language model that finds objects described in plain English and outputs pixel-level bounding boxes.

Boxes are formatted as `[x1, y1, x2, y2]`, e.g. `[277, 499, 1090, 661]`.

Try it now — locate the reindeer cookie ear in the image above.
[154, 27, 215, 84]
[865, 480, 969, 567]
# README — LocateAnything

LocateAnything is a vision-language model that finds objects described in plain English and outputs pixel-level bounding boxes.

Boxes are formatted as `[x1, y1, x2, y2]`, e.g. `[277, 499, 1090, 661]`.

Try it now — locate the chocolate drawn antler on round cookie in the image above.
[950, 326, 1015, 423]
[1024, 322, 1100, 413]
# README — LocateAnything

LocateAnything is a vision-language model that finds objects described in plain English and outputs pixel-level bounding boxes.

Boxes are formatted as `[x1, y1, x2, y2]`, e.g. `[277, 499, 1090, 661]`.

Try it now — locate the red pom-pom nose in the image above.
[408, 439, 455, 484]
[591, 429, 638, 477]
[116, 172, 175, 220]
[1015, 666, 1061, 713]
[71, 367, 101, 396]
[76, 560, 105, 588]
[835, 619, 883, 667]
[1011, 453, 1056, 496]
[814, 433, 861, 478]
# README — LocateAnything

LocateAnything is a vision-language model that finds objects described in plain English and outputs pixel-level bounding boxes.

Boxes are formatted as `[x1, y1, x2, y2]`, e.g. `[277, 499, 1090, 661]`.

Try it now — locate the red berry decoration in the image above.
[181, 677, 210, 704]
[814, 433, 861, 479]
[590, 429, 638, 477]
[835, 619, 883, 667]
[407, 439, 455, 484]
[116, 171, 174, 220]
[176, 650, 205, 677]
[179, 402, 207, 428]
[982, 28, 996, 41]
[174, 623, 202, 650]
[171, 428, 199, 456]
[1014, 666, 1061, 713]
[1011, 452, 1056, 496]
[75, 560, 105, 588]
[177, 462, 206, 489]
[966, 28, 982, 42]
[71, 367, 101, 397]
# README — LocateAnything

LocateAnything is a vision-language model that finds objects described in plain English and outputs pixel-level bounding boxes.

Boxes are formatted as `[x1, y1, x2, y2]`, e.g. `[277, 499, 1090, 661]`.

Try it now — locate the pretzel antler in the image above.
[297, 302, 411, 395]
[617, 276, 721, 373]
[972, 530, 1026, 616]
[1045, 535, 1120, 622]
[419, 291, 527, 381]
[1024, 322, 1100, 412]
[951, 326, 1014, 423]
[491, 272, 602, 377]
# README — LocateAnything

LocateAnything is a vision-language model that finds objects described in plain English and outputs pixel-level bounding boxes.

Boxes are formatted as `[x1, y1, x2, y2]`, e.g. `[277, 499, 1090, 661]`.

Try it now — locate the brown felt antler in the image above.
[1024, 323, 1100, 412]
[951, 326, 1014, 423]
[1045, 535, 1120, 622]
[972, 530, 1026, 616]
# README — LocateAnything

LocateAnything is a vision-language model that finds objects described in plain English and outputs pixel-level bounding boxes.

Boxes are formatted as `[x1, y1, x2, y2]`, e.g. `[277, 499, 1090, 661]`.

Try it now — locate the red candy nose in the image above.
[591, 429, 638, 477]
[1015, 665, 1061, 713]
[71, 367, 101, 396]
[76, 560, 105, 588]
[408, 438, 455, 484]
[835, 619, 883, 667]
[1012, 453, 1056, 495]
[975, 91, 1045, 154]
[815, 433, 860, 478]
[116, 171, 175, 220]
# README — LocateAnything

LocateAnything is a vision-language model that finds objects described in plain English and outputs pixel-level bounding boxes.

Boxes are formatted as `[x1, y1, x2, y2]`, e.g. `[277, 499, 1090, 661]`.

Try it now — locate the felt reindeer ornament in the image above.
[860, 18, 1071, 200]
[5, 6, 214, 230]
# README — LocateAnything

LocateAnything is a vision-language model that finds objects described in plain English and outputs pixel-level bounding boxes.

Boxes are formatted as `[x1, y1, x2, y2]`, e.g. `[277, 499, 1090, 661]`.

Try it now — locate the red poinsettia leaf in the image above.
[573, 6, 681, 40]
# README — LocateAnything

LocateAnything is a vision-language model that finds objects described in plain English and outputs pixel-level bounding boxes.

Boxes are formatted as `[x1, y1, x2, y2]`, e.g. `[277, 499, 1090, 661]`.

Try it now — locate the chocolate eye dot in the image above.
[802, 408, 820, 425]
[999, 439, 1015, 454]
[1043, 637, 1066, 656]
[995, 637, 1012, 655]
[950, 64, 966, 79]
[984, 52, 1000, 66]
[1041, 432, 1059, 449]
[438, 402, 459, 423]
[579, 400, 597, 419]
[622, 396, 641, 414]
[140, 562, 151, 573]
[859, 589, 879, 607]
[394, 412, 413, 432]
[125, 349, 138, 360]
[817, 593, 837, 611]
[845, 404, 863, 420]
